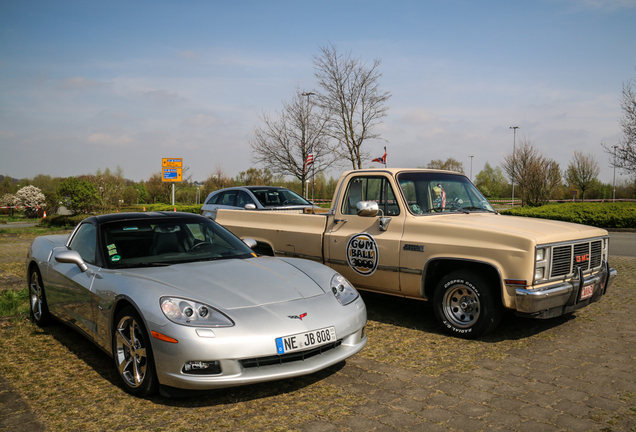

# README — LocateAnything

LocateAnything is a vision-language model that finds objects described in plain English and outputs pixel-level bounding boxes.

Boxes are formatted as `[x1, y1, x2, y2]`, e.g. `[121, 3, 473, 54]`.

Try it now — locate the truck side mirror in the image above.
[243, 238, 258, 249]
[356, 201, 379, 217]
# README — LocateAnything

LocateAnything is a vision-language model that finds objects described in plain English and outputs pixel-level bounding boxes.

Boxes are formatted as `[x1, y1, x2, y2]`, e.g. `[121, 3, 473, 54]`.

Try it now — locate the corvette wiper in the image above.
[116, 262, 172, 268]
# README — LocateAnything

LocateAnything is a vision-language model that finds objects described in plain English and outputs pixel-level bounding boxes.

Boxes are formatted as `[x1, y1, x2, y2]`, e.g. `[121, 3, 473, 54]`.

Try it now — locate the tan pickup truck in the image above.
[215, 168, 617, 338]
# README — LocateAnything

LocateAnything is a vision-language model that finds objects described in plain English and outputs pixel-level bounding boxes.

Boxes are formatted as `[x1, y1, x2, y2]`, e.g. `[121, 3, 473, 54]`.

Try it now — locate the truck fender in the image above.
[422, 258, 503, 306]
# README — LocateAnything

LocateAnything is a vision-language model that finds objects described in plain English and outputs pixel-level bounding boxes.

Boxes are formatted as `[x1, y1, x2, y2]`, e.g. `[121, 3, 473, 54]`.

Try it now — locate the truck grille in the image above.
[550, 240, 604, 278]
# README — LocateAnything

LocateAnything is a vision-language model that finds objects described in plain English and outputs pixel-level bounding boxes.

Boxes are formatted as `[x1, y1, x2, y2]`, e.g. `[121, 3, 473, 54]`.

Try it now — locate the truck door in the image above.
[325, 175, 404, 293]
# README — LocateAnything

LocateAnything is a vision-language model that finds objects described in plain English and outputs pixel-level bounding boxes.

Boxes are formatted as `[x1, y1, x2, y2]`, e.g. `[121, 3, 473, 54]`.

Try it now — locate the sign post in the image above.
[162, 158, 183, 206]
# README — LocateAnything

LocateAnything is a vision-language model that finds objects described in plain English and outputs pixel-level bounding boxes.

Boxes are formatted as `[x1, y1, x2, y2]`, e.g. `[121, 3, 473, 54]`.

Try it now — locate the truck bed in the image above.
[215, 209, 329, 262]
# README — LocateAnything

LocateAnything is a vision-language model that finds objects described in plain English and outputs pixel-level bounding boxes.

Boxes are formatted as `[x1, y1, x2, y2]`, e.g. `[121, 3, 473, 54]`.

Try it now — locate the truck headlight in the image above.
[161, 297, 234, 327]
[536, 248, 546, 261]
[330, 274, 359, 305]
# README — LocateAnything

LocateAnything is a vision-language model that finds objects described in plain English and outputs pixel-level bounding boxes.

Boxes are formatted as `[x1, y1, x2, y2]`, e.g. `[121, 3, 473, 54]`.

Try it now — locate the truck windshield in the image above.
[397, 172, 495, 214]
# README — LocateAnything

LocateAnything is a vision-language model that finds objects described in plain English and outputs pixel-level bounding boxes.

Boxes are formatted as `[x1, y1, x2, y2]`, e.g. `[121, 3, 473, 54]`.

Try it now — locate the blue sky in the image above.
[1, 0, 635, 184]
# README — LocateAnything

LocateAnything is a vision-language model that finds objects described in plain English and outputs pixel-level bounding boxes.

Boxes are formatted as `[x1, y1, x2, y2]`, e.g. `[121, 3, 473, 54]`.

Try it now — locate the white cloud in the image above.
[60, 76, 101, 90]
[178, 49, 199, 60]
[183, 114, 219, 127]
[87, 133, 134, 146]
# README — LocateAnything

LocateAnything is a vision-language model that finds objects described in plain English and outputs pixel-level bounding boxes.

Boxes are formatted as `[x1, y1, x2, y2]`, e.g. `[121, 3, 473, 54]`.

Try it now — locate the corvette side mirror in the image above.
[55, 250, 89, 272]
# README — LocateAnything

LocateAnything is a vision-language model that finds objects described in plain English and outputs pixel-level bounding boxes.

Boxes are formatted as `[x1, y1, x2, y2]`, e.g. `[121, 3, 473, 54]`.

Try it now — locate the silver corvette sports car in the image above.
[26, 212, 367, 397]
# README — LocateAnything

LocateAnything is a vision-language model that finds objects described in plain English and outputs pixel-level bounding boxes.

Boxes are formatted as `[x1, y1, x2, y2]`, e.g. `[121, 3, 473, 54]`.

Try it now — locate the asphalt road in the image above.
[609, 231, 636, 257]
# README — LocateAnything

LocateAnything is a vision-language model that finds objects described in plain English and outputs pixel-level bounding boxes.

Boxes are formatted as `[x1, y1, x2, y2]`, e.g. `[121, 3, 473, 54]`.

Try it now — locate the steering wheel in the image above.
[189, 242, 212, 252]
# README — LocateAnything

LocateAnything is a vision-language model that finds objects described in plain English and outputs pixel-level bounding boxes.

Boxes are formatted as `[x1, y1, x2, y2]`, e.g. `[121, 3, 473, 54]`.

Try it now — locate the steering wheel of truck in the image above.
[432, 270, 502, 339]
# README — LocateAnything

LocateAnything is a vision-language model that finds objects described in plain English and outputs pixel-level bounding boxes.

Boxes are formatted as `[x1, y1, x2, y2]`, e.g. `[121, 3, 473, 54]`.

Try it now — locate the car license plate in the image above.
[275, 327, 336, 355]
[580, 284, 594, 300]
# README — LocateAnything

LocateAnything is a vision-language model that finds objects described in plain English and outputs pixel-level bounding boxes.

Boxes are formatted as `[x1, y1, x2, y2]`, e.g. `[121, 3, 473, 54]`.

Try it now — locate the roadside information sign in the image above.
[162, 158, 183, 182]
[162, 158, 183, 168]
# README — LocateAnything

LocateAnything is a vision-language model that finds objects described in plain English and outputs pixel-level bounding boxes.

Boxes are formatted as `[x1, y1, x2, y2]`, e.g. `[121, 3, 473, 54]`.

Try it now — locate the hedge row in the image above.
[500, 202, 636, 229]
[41, 205, 205, 228]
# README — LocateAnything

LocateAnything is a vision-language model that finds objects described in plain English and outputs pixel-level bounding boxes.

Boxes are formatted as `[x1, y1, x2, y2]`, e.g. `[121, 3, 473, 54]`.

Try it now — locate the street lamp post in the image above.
[509, 126, 519, 207]
[469, 155, 474, 182]
[612, 145, 618, 202]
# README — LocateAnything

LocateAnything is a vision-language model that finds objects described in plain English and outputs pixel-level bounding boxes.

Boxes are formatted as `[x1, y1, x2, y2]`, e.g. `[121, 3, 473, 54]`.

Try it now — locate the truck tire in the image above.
[433, 270, 501, 339]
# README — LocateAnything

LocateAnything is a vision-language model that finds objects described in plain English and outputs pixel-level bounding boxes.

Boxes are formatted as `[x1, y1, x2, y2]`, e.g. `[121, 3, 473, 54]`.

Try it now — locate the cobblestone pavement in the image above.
[1, 257, 635, 431]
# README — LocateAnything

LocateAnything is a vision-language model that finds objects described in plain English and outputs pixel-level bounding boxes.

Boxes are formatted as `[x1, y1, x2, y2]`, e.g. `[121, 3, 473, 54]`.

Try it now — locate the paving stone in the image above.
[388, 397, 427, 413]
[517, 390, 560, 407]
[487, 396, 526, 412]
[425, 393, 461, 408]
[351, 401, 393, 418]
[366, 389, 400, 405]
[419, 406, 454, 423]
[488, 383, 526, 398]
[402, 386, 436, 401]
[433, 380, 467, 397]
[451, 401, 492, 418]
[377, 410, 421, 429]
[299, 420, 339, 432]
[481, 410, 523, 429]
[514, 419, 561, 432]
[456, 388, 494, 404]
[516, 404, 558, 422]
[553, 413, 599, 431]
[584, 395, 626, 412]
[338, 414, 387, 431]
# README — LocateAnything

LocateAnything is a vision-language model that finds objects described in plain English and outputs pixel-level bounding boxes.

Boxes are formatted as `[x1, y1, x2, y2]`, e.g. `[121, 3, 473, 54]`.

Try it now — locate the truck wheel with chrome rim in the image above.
[113, 306, 159, 396]
[29, 268, 52, 326]
[433, 271, 501, 339]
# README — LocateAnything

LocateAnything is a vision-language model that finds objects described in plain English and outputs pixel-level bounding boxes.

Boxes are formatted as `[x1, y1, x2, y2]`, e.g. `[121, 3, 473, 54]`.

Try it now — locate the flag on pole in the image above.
[372, 147, 387, 165]
[304, 146, 314, 173]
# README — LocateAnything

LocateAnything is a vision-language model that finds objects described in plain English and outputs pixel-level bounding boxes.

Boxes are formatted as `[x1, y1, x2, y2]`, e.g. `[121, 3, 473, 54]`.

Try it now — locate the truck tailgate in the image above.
[215, 209, 329, 263]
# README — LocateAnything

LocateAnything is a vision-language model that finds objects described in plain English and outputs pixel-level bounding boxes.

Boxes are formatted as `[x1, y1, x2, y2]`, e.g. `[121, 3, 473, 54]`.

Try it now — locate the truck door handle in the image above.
[334, 218, 348, 224]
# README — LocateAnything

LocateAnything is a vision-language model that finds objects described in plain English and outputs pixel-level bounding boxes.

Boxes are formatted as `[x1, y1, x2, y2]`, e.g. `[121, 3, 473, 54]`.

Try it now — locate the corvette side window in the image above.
[69, 223, 97, 264]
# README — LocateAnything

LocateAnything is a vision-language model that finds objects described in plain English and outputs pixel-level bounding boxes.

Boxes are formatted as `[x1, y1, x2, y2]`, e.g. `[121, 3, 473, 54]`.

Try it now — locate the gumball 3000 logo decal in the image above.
[346, 233, 379, 276]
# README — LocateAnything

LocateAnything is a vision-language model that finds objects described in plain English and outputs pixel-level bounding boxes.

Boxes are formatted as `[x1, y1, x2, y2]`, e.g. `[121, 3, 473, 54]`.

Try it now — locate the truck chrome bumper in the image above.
[515, 260, 617, 318]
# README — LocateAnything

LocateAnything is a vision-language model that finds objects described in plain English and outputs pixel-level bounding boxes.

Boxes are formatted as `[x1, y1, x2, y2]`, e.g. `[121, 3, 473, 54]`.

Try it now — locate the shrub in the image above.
[501, 202, 636, 229]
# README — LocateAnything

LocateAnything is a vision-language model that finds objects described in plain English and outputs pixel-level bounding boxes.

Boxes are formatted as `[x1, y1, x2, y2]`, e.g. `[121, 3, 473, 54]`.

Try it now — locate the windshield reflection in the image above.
[101, 218, 254, 268]
[397, 172, 496, 214]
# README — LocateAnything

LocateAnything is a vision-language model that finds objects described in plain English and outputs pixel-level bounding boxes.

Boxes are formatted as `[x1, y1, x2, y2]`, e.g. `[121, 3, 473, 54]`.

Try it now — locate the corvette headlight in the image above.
[160, 297, 234, 327]
[330, 274, 359, 305]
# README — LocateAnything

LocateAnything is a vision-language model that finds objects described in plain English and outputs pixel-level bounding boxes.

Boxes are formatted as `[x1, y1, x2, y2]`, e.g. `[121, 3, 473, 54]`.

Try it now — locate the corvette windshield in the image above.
[397, 172, 495, 214]
[101, 217, 255, 268]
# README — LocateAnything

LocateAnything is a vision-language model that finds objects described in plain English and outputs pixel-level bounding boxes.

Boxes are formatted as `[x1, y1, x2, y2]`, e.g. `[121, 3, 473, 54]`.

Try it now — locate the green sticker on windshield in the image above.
[111, 255, 121, 262]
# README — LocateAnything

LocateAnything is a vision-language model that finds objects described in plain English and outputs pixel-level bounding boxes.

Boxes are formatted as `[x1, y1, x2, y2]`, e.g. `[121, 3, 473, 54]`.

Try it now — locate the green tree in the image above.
[57, 177, 100, 215]
[235, 168, 274, 186]
[426, 158, 465, 173]
[475, 163, 509, 198]
[503, 140, 562, 207]
[565, 151, 600, 200]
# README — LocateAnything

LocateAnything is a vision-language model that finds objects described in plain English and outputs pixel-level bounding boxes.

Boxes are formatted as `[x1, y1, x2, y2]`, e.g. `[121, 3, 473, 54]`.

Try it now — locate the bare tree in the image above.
[603, 75, 636, 174]
[565, 151, 600, 200]
[313, 43, 391, 170]
[250, 88, 334, 196]
[426, 158, 465, 173]
[502, 140, 562, 206]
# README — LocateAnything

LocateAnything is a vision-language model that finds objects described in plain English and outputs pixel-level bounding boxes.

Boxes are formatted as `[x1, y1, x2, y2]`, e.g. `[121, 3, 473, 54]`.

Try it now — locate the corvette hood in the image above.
[114, 257, 326, 310]
[427, 213, 608, 243]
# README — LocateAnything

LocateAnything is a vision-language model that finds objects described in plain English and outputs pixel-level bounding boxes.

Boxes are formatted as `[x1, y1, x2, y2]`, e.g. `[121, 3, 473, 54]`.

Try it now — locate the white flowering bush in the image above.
[1, 193, 21, 206]
[16, 185, 46, 218]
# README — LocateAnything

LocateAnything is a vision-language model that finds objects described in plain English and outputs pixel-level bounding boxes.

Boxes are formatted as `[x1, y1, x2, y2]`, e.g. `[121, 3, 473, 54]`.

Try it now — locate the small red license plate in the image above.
[580, 284, 594, 300]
